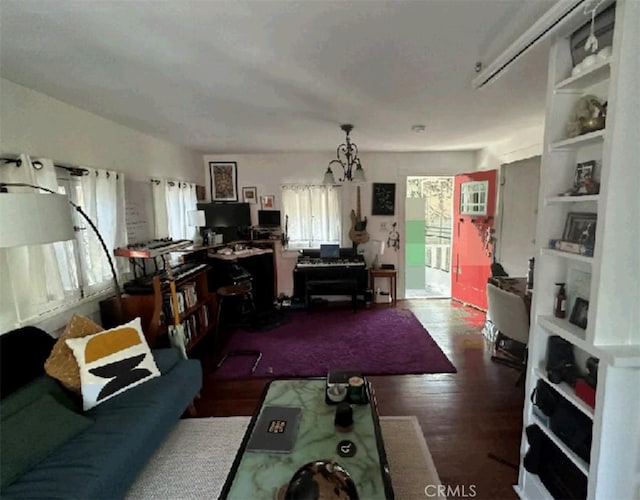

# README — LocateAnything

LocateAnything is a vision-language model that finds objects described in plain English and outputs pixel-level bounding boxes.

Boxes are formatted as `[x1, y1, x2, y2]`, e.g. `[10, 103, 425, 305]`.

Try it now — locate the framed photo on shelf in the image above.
[242, 186, 257, 204]
[209, 161, 238, 201]
[573, 160, 599, 195]
[371, 183, 396, 215]
[562, 212, 597, 246]
[260, 195, 275, 209]
[569, 297, 589, 329]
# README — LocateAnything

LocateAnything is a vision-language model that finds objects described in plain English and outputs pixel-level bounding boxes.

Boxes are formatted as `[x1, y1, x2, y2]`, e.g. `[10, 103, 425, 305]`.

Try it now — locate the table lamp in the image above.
[187, 210, 206, 246]
[372, 239, 385, 269]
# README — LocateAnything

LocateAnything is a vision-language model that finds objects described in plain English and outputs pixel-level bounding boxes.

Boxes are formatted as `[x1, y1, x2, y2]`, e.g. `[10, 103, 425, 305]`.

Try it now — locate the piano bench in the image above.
[306, 279, 358, 312]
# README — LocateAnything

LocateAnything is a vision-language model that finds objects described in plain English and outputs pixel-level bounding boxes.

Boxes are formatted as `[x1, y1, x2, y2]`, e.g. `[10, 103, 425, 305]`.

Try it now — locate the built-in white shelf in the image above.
[520, 4, 639, 500]
[538, 314, 591, 351]
[541, 248, 594, 264]
[546, 194, 600, 205]
[515, 471, 555, 500]
[555, 60, 612, 91]
[551, 129, 606, 150]
[594, 344, 640, 368]
[539, 316, 640, 368]
[534, 366, 595, 418]
[531, 415, 590, 475]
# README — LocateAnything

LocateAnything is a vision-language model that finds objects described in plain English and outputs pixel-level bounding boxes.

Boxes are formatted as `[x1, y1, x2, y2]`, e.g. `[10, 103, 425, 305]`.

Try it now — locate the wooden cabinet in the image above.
[100, 266, 217, 354]
[516, 2, 640, 499]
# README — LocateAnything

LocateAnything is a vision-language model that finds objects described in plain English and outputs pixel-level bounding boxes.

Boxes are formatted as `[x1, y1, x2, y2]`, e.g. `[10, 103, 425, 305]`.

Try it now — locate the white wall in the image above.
[475, 124, 544, 171]
[203, 151, 476, 297]
[0, 78, 202, 183]
[495, 156, 541, 277]
[0, 78, 202, 335]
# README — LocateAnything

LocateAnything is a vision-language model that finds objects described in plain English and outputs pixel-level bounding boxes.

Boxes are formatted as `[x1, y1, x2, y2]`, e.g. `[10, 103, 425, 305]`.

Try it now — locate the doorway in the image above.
[451, 170, 497, 310]
[405, 176, 453, 298]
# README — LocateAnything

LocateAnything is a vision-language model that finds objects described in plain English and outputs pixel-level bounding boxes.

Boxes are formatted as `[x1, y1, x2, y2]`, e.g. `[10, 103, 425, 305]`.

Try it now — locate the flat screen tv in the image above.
[197, 202, 251, 228]
[258, 210, 281, 227]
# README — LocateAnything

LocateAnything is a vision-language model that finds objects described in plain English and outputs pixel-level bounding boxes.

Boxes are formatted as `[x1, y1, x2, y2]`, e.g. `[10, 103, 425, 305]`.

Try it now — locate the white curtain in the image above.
[281, 184, 341, 248]
[0, 155, 70, 327]
[152, 179, 169, 239]
[153, 180, 197, 241]
[78, 168, 127, 292]
[37, 158, 80, 296]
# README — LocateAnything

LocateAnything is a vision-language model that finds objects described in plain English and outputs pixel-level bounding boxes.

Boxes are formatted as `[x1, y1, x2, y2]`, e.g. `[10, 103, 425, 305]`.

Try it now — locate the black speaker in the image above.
[524, 425, 588, 499]
[546, 336, 577, 385]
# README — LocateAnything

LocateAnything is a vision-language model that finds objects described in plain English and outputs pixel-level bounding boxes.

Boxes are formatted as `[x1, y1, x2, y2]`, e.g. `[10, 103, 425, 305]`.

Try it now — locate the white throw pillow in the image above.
[66, 317, 160, 411]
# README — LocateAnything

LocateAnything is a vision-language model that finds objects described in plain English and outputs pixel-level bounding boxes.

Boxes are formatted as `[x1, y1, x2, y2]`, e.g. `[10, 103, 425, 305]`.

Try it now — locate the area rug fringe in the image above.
[126, 416, 444, 500]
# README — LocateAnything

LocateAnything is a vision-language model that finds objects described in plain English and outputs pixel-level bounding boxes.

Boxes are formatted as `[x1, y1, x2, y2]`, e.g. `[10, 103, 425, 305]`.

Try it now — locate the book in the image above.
[246, 406, 302, 453]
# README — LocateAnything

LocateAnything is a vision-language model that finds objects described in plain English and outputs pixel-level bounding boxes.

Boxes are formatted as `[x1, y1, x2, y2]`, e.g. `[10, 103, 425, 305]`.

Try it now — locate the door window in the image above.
[460, 180, 489, 215]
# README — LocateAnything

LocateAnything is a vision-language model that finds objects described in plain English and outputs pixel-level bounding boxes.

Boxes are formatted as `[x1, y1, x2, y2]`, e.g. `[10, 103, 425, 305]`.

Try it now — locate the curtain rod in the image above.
[1, 155, 89, 176]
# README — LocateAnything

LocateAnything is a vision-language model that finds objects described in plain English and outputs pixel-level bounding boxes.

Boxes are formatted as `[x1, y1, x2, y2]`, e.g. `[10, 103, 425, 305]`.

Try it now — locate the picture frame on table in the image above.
[371, 183, 396, 216]
[209, 161, 238, 201]
[242, 186, 257, 204]
[569, 297, 589, 329]
[562, 212, 597, 246]
[260, 195, 275, 209]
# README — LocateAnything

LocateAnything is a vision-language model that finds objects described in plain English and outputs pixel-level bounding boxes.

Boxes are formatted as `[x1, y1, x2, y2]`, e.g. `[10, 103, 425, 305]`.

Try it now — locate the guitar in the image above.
[349, 186, 369, 245]
[281, 214, 289, 247]
[162, 255, 187, 359]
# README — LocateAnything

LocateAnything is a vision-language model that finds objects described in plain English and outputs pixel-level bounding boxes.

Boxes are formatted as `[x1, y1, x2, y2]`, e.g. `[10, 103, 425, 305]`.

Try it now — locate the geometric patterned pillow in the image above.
[45, 315, 104, 394]
[65, 317, 160, 411]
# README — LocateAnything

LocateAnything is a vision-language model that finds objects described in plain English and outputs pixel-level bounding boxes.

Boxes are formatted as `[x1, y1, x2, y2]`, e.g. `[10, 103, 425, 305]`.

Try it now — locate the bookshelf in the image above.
[515, 2, 640, 499]
[100, 265, 216, 355]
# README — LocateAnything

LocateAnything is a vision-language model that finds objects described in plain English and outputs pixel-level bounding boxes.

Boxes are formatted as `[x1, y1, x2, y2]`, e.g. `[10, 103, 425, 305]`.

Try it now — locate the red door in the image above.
[451, 170, 497, 310]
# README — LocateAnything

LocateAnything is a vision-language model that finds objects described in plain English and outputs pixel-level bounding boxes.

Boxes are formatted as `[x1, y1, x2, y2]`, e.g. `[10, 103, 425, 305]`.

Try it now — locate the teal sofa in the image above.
[0, 326, 202, 499]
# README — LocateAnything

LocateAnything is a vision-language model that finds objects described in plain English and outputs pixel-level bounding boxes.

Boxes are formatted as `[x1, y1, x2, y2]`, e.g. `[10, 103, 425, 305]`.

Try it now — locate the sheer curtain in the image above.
[78, 168, 127, 292]
[281, 184, 342, 248]
[0, 155, 71, 328]
[152, 180, 197, 241]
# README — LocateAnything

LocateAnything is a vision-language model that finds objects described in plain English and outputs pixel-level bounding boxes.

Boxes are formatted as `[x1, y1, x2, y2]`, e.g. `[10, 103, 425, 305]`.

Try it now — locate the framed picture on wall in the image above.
[209, 161, 238, 201]
[372, 183, 396, 215]
[260, 195, 275, 209]
[242, 186, 258, 204]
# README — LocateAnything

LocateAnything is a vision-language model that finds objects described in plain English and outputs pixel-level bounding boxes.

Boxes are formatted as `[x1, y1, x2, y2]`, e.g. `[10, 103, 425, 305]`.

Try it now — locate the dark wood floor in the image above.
[194, 299, 525, 500]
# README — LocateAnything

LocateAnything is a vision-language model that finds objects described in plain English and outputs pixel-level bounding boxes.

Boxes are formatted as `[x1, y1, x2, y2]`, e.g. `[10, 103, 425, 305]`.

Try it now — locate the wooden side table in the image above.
[369, 268, 397, 304]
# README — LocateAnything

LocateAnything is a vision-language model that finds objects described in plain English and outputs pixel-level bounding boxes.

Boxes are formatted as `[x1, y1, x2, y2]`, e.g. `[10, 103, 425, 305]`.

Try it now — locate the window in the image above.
[281, 185, 342, 248]
[460, 180, 489, 215]
[151, 179, 197, 240]
[0, 155, 126, 331]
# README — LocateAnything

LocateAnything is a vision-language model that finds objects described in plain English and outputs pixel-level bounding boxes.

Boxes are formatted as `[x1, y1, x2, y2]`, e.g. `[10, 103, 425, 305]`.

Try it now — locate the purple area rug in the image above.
[213, 307, 456, 379]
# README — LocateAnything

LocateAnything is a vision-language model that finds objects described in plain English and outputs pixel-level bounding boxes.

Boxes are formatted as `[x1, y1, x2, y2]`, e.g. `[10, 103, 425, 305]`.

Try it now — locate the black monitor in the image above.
[320, 244, 340, 259]
[197, 202, 251, 228]
[258, 210, 281, 228]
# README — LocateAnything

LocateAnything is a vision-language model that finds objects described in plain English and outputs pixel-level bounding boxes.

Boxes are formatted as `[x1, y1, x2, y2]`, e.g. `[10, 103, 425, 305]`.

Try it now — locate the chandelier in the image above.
[323, 124, 366, 184]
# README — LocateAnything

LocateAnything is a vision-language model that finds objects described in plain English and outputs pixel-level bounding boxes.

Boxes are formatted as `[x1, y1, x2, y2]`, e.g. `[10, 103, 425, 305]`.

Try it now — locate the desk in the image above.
[369, 269, 397, 304]
[206, 245, 276, 312]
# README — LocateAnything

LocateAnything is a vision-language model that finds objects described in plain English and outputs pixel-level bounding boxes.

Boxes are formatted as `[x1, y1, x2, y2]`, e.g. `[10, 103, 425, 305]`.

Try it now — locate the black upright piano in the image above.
[293, 248, 368, 305]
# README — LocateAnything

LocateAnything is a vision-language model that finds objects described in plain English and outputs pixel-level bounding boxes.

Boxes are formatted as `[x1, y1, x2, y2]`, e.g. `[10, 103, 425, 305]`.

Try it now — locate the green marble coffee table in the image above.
[219, 379, 394, 499]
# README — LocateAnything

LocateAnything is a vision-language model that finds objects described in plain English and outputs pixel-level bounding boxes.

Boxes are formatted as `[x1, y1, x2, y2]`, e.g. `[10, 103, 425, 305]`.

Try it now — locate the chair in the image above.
[486, 283, 530, 385]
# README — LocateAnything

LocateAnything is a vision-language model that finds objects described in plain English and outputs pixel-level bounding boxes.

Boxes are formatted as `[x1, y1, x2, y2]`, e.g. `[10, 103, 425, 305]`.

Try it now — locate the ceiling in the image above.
[0, 0, 555, 154]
